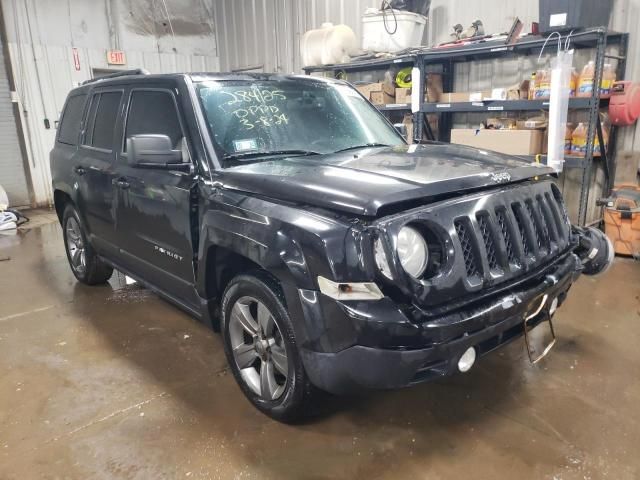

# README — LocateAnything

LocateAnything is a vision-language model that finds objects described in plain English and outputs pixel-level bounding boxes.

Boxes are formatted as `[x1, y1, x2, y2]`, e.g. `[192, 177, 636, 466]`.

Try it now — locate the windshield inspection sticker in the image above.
[234, 139, 258, 152]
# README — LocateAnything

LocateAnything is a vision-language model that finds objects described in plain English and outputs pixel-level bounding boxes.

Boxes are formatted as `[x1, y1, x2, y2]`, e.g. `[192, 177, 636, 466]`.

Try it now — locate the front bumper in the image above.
[298, 252, 581, 394]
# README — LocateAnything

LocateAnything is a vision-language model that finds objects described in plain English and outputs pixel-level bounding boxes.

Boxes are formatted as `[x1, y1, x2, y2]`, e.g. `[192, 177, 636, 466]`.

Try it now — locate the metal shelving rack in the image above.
[303, 28, 629, 226]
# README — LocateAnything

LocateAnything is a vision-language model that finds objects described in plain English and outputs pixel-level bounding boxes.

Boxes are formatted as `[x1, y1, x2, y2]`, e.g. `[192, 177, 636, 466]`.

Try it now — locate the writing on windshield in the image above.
[218, 87, 289, 131]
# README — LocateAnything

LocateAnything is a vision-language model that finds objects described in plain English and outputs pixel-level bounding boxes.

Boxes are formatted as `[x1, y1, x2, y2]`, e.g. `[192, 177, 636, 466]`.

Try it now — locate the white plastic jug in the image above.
[301, 23, 358, 67]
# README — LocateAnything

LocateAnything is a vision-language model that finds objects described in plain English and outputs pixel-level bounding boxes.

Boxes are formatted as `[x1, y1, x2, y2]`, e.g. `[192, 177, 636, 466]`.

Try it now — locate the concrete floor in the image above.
[1, 210, 639, 480]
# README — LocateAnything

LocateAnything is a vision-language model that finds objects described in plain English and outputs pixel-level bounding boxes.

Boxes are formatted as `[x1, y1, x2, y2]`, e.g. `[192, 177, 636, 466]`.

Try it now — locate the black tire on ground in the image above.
[221, 272, 316, 423]
[62, 204, 113, 285]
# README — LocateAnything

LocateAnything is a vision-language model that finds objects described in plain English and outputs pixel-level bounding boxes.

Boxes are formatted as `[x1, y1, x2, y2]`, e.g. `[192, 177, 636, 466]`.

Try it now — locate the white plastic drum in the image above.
[301, 23, 358, 67]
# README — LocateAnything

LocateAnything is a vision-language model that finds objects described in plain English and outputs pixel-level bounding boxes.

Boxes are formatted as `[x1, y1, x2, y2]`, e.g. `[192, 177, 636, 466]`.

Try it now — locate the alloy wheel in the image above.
[65, 216, 86, 275]
[228, 296, 289, 400]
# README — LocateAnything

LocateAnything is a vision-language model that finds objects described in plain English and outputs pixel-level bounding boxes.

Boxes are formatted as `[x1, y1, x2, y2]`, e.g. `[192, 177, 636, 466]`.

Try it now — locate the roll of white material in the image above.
[0, 184, 8, 211]
[301, 23, 358, 67]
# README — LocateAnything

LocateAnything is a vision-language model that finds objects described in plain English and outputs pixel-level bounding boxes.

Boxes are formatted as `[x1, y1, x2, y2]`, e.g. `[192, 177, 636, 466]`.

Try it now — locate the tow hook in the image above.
[572, 226, 615, 276]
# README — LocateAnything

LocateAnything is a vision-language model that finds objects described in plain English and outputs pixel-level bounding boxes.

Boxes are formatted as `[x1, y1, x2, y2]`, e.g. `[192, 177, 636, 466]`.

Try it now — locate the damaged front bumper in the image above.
[298, 252, 582, 395]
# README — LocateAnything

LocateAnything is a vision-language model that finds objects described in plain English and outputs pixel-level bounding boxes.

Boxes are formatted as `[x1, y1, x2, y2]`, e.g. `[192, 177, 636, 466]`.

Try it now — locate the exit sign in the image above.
[107, 50, 126, 65]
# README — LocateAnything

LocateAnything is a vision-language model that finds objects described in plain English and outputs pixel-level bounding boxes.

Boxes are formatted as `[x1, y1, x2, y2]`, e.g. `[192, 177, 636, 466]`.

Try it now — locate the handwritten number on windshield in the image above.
[219, 87, 289, 130]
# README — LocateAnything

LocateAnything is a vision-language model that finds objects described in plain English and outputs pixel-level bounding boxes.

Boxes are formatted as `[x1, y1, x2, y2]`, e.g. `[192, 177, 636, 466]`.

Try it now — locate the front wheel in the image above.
[221, 273, 316, 422]
[62, 204, 113, 285]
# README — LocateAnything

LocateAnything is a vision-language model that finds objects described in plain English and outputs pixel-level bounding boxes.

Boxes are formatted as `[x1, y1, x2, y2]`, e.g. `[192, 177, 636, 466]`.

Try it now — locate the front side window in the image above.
[124, 90, 183, 151]
[58, 94, 87, 145]
[196, 79, 404, 167]
[85, 91, 122, 150]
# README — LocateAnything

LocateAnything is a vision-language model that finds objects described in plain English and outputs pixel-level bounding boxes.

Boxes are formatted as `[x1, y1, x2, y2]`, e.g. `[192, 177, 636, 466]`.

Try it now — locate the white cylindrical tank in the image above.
[301, 23, 358, 67]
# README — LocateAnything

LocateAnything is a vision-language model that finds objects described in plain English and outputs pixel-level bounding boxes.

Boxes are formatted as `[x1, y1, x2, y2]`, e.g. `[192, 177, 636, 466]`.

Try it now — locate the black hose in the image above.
[380, 0, 398, 35]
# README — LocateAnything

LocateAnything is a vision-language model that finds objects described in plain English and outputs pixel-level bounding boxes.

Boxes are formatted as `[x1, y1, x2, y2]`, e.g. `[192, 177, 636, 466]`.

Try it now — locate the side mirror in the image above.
[126, 134, 185, 169]
[393, 123, 407, 139]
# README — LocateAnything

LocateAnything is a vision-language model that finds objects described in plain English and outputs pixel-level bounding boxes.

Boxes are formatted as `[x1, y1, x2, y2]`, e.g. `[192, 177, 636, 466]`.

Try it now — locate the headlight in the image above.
[374, 238, 393, 280]
[397, 226, 428, 278]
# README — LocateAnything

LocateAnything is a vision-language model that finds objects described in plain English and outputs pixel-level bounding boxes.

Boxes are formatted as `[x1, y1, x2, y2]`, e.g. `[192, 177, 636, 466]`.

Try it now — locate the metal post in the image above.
[607, 33, 629, 192]
[577, 28, 607, 226]
[413, 55, 424, 143]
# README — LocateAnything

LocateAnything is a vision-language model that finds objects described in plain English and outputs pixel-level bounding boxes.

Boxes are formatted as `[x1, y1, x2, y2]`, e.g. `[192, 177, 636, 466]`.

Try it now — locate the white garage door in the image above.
[0, 42, 29, 207]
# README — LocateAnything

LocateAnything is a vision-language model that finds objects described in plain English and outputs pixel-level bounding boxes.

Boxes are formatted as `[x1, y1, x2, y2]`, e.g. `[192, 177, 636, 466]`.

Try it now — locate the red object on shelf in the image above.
[609, 81, 640, 126]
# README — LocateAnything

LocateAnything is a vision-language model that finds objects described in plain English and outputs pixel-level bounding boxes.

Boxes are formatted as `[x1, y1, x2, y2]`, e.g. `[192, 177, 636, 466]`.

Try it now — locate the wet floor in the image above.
[1, 210, 639, 479]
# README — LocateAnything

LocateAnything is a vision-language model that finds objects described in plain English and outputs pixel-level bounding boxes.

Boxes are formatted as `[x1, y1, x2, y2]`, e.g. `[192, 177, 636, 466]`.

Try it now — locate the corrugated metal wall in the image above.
[215, 0, 639, 167]
[2, 0, 220, 207]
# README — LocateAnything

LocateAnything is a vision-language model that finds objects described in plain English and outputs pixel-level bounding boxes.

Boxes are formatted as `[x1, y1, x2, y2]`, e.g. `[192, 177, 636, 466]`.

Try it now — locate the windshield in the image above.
[195, 78, 404, 167]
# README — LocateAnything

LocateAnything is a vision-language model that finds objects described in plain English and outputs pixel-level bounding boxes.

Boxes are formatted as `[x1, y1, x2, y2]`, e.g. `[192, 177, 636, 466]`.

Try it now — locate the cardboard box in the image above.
[370, 91, 395, 105]
[395, 74, 443, 104]
[486, 117, 517, 130]
[426, 73, 443, 102]
[402, 113, 439, 143]
[356, 82, 383, 100]
[395, 87, 411, 104]
[451, 128, 544, 155]
[506, 80, 530, 100]
[516, 118, 548, 130]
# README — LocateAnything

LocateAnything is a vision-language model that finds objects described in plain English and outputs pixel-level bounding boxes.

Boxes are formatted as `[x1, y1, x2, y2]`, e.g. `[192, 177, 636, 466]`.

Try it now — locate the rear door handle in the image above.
[114, 178, 130, 190]
[73, 166, 86, 176]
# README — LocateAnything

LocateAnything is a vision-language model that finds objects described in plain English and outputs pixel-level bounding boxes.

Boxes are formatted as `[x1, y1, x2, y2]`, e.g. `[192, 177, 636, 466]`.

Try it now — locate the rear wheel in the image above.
[62, 204, 113, 285]
[221, 273, 315, 422]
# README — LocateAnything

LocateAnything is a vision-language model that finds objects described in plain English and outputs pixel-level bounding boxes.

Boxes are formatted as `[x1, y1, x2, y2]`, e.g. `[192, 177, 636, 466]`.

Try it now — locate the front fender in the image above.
[196, 190, 362, 297]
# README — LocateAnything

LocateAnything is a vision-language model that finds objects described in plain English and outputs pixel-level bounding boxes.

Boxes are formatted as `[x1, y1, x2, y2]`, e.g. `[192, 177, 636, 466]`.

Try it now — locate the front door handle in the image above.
[114, 178, 130, 190]
[73, 166, 86, 176]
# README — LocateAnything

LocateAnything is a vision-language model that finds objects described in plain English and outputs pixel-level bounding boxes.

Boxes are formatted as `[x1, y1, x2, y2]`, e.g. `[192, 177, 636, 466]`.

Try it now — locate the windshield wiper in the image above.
[223, 149, 321, 161]
[334, 143, 392, 153]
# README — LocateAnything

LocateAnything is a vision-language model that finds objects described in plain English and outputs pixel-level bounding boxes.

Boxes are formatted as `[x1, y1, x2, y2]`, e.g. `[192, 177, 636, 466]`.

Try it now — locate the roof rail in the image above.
[81, 68, 150, 85]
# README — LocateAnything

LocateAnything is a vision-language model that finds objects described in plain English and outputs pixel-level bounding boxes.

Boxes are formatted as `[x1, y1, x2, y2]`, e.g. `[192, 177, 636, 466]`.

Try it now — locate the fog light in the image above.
[458, 347, 477, 372]
[549, 297, 559, 315]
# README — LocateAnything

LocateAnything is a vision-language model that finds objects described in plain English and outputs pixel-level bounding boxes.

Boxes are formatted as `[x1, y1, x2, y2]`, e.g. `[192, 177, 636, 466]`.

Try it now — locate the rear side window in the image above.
[84, 91, 122, 151]
[124, 90, 183, 150]
[58, 94, 87, 145]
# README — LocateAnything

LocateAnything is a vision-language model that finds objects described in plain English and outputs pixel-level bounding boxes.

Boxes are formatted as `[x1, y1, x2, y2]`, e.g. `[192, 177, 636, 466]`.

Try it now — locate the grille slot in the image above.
[551, 184, 571, 227]
[476, 212, 499, 272]
[496, 208, 518, 267]
[546, 191, 568, 239]
[455, 219, 481, 280]
[526, 199, 549, 253]
[511, 203, 532, 257]
[537, 194, 558, 244]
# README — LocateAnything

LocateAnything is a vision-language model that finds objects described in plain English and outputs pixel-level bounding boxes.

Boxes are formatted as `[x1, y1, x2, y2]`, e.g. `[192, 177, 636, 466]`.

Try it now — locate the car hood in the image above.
[218, 143, 553, 217]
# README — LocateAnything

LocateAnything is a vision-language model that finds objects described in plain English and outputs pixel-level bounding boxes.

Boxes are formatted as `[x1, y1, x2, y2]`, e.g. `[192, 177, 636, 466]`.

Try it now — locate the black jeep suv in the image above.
[51, 71, 612, 421]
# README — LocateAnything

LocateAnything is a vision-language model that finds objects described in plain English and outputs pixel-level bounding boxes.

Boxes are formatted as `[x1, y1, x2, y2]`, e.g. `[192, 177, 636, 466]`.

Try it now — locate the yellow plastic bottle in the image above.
[564, 123, 574, 155]
[600, 63, 616, 97]
[529, 72, 536, 100]
[577, 61, 595, 97]
[535, 68, 550, 100]
[569, 68, 578, 97]
[571, 122, 587, 156]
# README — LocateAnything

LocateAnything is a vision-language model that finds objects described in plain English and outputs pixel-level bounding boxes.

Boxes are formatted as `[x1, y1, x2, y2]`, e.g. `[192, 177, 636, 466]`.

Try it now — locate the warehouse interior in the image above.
[1, 1, 640, 478]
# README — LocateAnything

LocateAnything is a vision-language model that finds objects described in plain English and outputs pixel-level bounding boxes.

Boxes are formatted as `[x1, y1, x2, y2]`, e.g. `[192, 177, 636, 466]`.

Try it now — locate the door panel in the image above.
[113, 87, 198, 305]
[76, 90, 123, 253]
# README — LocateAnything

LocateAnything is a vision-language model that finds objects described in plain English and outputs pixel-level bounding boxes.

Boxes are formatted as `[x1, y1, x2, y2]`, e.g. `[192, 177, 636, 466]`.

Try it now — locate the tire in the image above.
[221, 272, 316, 422]
[62, 204, 113, 285]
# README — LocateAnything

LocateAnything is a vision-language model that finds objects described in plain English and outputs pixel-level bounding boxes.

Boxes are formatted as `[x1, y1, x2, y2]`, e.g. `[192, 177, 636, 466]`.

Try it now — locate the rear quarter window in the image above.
[57, 94, 87, 145]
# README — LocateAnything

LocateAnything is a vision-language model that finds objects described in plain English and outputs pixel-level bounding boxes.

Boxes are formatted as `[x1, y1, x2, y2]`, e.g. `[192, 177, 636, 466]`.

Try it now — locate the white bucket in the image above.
[362, 9, 427, 53]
